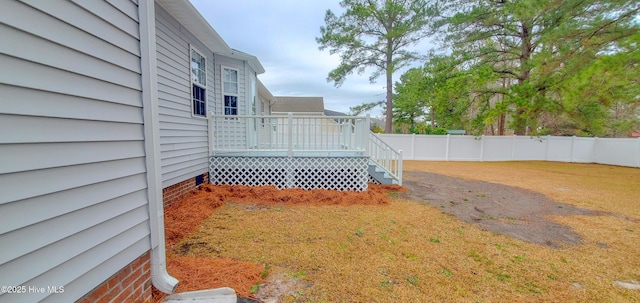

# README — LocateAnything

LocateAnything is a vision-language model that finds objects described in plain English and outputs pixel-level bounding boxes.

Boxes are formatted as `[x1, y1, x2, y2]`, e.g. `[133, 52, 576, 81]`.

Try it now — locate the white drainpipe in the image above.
[139, 0, 179, 293]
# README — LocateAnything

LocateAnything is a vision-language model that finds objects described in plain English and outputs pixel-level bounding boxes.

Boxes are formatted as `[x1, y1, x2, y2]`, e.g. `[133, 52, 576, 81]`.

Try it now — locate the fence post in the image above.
[545, 135, 550, 161]
[411, 133, 415, 160]
[570, 136, 576, 163]
[592, 137, 598, 164]
[287, 112, 293, 157]
[636, 138, 640, 168]
[480, 135, 485, 162]
[511, 135, 516, 160]
[445, 134, 451, 161]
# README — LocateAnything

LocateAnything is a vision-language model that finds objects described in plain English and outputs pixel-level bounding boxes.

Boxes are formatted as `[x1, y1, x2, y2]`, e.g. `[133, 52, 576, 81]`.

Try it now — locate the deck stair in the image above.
[368, 160, 399, 185]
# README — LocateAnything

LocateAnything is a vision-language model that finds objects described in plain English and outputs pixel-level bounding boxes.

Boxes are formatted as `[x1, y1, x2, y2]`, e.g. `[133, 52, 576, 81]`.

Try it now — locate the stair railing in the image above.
[368, 131, 403, 185]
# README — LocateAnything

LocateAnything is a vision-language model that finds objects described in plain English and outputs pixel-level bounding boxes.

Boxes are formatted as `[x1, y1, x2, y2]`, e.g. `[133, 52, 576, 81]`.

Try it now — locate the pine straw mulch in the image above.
[152, 183, 406, 302]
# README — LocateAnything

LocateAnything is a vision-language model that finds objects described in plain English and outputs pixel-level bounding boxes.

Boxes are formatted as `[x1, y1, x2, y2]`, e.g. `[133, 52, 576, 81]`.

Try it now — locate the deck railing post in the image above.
[208, 111, 214, 155]
[363, 114, 370, 156]
[287, 112, 293, 157]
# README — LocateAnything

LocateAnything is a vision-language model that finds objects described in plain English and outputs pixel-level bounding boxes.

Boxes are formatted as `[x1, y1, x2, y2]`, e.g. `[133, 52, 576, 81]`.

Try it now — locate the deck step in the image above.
[368, 161, 398, 185]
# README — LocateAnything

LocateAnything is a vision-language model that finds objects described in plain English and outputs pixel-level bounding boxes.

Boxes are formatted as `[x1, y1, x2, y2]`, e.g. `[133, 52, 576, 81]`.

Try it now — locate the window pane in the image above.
[223, 68, 238, 95]
[191, 50, 206, 86]
[224, 95, 238, 116]
[192, 85, 206, 116]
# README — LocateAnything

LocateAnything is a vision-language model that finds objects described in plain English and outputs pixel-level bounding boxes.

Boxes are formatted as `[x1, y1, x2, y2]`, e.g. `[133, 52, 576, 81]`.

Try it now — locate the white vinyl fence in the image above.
[378, 134, 640, 168]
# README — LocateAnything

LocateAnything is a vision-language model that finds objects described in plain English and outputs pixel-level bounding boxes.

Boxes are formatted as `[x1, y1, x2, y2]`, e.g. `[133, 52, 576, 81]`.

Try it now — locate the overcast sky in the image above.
[189, 0, 432, 116]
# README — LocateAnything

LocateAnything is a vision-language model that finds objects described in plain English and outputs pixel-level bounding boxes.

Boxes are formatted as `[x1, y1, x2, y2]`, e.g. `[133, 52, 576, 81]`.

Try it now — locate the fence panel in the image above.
[594, 138, 640, 167]
[414, 135, 448, 160]
[448, 135, 481, 161]
[512, 136, 546, 160]
[481, 136, 516, 161]
[377, 134, 639, 168]
[546, 136, 573, 162]
[572, 137, 596, 163]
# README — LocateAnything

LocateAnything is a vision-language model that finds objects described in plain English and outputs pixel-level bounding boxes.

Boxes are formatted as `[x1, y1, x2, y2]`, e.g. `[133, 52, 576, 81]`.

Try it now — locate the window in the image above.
[222, 67, 238, 116]
[190, 47, 206, 117]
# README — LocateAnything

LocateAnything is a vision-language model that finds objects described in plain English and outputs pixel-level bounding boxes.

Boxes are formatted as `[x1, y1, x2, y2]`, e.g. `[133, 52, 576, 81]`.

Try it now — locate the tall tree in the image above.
[393, 68, 429, 129]
[317, 0, 435, 133]
[435, 0, 639, 135]
[557, 32, 640, 137]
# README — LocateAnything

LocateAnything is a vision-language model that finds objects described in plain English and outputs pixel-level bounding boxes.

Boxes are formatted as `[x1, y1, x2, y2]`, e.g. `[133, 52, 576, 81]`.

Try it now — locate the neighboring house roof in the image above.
[631, 130, 640, 138]
[273, 96, 325, 114]
[324, 109, 348, 117]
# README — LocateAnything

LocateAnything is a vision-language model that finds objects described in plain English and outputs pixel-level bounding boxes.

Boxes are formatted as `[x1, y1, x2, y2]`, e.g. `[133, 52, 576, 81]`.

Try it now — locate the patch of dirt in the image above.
[254, 268, 311, 303]
[401, 171, 605, 248]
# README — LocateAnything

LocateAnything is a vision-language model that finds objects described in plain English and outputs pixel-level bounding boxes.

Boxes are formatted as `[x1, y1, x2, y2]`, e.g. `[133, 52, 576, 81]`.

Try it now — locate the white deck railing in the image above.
[209, 113, 370, 155]
[209, 112, 402, 184]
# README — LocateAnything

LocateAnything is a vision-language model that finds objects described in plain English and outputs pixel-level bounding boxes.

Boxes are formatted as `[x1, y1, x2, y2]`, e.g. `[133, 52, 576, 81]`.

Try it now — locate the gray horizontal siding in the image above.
[156, 4, 214, 188]
[0, 141, 146, 174]
[1, 0, 140, 73]
[0, 157, 146, 205]
[0, 175, 147, 235]
[0, 55, 141, 107]
[0, 84, 143, 123]
[0, 114, 144, 144]
[0, 23, 140, 90]
[0, 1, 148, 302]
[106, 0, 140, 22]
[0, 191, 148, 268]
[22, 0, 140, 57]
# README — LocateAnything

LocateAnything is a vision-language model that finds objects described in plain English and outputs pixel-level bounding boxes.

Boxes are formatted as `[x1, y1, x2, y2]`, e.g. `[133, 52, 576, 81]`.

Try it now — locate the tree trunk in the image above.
[498, 77, 507, 135]
[385, 72, 393, 133]
[385, 40, 393, 133]
[430, 106, 435, 130]
[514, 21, 533, 135]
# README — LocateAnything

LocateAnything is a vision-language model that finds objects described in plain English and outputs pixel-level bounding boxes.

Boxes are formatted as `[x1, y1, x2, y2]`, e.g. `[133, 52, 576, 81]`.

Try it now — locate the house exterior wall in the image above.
[155, 4, 262, 188]
[155, 4, 212, 188]
[211, 55, 252, 149]
[0, 1, 152, 302]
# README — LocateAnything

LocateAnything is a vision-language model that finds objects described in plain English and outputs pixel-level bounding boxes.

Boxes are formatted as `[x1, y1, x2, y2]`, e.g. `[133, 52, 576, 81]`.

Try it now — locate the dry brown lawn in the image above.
[162, 161, 640, 303]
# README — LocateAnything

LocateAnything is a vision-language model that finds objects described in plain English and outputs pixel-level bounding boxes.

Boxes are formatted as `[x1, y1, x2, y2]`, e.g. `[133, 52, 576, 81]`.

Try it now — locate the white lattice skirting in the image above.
[209, 156, 369, 191]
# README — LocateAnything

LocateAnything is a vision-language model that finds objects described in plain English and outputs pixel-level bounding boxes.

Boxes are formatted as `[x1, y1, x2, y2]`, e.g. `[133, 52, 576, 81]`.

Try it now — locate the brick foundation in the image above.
[77, 251, 152, 303]
[161, 173, 209, 207]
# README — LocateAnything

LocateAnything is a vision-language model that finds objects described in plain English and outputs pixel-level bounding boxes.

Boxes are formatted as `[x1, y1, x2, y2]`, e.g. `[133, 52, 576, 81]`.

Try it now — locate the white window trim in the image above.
[222, 65, 239, 116]
[190, 46, 207, 119]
